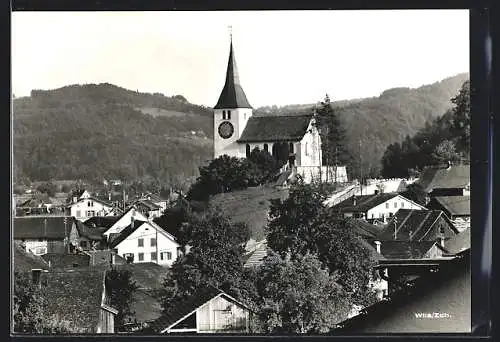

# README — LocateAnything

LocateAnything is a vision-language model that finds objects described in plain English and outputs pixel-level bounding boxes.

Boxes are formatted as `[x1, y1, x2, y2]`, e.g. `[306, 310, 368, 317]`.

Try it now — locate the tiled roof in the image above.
[134, 200, 162, 211]
[444, 227, 470, 255]
[416, 164, 470, 192]
[333, 193, 399, 213]
[13, 243, 49, 272]
[214, 41, 252, 109]
[13, 216, 73, 240]
[84, 216, 120, 229]
[377, 241, 438, 259]
[430, 196, 470, 217]
[379, 209, 458, 241]
[237, 114, 313, 143]
[75, 221, 106, 240]
[41, 253, 91, 268]
[347, 218, 384, 239]
[108, 220, 146, 249]
[39, 269, 107, 333]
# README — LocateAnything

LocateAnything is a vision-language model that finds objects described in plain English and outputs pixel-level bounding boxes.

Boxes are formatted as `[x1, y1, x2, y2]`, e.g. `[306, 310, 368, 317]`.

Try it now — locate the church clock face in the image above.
[218, 121, 234, 139]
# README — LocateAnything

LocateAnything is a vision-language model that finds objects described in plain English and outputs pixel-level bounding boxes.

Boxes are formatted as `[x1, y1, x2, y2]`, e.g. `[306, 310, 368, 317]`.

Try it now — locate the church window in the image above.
[246, 144, 251, 157]
[264, 144, 268, 152]
[227, 110, 231, 120]
[222, 111, 226, 120]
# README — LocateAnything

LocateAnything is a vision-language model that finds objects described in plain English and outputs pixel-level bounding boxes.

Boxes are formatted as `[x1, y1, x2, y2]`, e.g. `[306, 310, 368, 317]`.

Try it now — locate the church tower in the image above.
[213, 33, 253, 159]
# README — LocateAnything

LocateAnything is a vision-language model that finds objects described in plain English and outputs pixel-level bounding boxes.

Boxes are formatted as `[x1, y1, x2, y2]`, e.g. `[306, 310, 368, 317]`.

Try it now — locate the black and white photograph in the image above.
[11, 9, 471, 335]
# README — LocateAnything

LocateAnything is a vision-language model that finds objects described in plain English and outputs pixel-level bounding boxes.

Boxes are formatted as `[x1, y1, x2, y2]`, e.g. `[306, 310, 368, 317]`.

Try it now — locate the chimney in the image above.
[440, 236, 445, 248]
[31, 269, 42, 286]
[374, 240, 381, 254]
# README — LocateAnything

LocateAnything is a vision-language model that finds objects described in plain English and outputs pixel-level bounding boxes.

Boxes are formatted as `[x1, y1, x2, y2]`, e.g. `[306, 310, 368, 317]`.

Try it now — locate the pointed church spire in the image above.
[214, 29, 252, 109]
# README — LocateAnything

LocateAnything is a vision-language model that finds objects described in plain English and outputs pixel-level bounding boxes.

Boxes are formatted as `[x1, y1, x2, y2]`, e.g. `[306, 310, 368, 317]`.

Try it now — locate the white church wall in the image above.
[214, 108, 252, 159]
[297, 121, 322, 167]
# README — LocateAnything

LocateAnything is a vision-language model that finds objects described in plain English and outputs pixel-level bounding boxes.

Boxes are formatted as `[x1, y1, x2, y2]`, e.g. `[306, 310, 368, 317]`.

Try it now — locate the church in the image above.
[212, 37, 348, 184]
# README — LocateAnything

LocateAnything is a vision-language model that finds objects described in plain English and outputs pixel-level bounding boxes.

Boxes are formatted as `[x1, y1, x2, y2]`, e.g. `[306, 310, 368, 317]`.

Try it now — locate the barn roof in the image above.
[444, 227, 470, 255]
[346, 218, 385, 239]
[237, 114, 313, 143]
[431, 196, 470, 216]
[377, 241, 438, 259]
[38, 269, 108, 333]
[214, 40, 252, 109]
[379, 209, 458, 241]
[336, 250, 471, 333]
[416, 164, 470, 192]
[13, 216, 72, 240]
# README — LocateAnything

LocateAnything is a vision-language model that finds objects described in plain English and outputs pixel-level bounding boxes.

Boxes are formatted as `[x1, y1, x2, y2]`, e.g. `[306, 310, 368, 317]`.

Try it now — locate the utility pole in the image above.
[334, 146, 338, 184]
[359, 139, 363, 195]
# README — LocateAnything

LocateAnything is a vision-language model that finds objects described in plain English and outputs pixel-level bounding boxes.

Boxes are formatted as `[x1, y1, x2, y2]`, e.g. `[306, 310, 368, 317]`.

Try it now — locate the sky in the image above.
[11, 10, 469, 108]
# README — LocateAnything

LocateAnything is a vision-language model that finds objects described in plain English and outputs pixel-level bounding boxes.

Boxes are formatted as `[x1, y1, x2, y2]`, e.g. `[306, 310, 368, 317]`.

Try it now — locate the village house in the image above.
[139, 193, 169, 212]
[130, 199, 163, 219]
[427, 196, 470, 232]
[212, 37, 347, 184]
[337, 249, 471, 333]
[28, 269, 119, 333]
[67, 195, 116, 222]
[14, 216, 73, 255]
[331, 193, 426, 224]
[16, 193, 54, 216]
[143, 286, 252, 334]
[13, 242, 50, 273]
[108, 216, 180, 266]
[102, 207, 149, 239]
[416, 163, 470, 197]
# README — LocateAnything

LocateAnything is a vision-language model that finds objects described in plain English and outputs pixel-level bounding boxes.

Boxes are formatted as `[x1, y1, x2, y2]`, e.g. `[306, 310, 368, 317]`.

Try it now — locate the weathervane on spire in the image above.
[228, 25, 233, 41]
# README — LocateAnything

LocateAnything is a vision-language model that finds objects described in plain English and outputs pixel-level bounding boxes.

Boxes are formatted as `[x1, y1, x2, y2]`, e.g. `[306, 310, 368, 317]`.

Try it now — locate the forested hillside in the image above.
[256, 73, 469, 178]
[13, 84, 213, 186]
[13, 73, 468, 186]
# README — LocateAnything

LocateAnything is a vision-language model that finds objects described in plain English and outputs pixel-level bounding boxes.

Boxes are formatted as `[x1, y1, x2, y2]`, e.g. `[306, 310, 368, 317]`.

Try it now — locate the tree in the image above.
[431, 140, 461, 164]
[13, 272, 44, 334]
[159, 210, 255, 313]
[36, 181, 57, 197]
[266, 183, 378, 308]
[315, 94, 351, 169]
[400, 183, 429, 206]
[247, 147, 281, 184]
[253, 252, 351, 333]
[106, 269, 139, 328]
[451, 80, 471, 155]
[267, 184, 326, 257]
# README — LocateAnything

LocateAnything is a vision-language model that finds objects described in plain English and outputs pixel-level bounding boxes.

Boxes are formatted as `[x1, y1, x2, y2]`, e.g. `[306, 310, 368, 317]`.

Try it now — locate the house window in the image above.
[385, 203, 389, 209]
[244, 113, 246, 119]
[160, 252, 164, 260]
[123, 253, 134, 263]
[34, 247, 47, 255]
[389, 212, 393, 217]
[222, 110, 226, 120]
[138, 238, 144, 247]
[227, 110, 231, 120]
[305, 143, 309, 156]
[76, 210, 81, 217]
[88, 201, 93, 207]
[264, 144, 268, 152]
[150, 238, 156, 247]
[289, 142, 294, 153]
[151, 252, 157, 261]
[246, 144, 251, 158]
[394, 202, 397, 208]
[138, 253, 144, 261]
[401, 202, 404, 208]
[166, 252, 172, 260]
